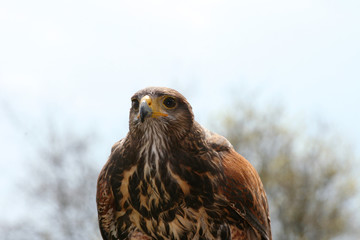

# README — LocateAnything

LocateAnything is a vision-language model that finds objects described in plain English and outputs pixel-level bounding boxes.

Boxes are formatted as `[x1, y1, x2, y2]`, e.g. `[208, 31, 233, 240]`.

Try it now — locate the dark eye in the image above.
[163, 97, 176, 109]
[131, 99, 139, 110]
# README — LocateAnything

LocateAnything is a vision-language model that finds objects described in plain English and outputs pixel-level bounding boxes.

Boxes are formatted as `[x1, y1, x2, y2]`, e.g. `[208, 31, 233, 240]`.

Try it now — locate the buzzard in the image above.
[96, 87, 272, 240]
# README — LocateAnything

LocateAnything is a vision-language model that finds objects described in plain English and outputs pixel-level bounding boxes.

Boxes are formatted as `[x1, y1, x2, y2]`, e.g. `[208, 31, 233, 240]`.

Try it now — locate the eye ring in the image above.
[163, 97, 177, 109]
[131, 98, 139, 110]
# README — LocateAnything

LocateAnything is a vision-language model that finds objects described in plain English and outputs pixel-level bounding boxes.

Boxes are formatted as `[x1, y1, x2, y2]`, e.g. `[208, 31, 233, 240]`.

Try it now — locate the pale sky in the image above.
[1, 0, 360, 227]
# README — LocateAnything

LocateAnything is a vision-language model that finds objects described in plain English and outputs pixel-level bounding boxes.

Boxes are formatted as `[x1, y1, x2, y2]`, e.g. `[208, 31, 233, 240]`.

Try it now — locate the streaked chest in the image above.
[114, 134, 224, 239]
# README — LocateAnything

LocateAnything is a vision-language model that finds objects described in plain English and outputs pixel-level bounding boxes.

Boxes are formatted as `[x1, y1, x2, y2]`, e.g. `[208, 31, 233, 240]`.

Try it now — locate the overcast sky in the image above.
[1, 0, 359, 224]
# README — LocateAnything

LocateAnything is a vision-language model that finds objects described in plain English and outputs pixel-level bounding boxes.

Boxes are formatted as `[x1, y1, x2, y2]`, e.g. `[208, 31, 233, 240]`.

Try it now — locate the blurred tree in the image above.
[213, 100, 358, 240]
[0, 221, 44, 240]
[30, 127, 101, 240]
[1, 125, 102, 240]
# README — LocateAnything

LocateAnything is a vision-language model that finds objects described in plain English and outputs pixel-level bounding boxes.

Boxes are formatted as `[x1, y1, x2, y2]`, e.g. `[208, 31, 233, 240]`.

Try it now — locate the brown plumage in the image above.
[96, 87, 272, 240]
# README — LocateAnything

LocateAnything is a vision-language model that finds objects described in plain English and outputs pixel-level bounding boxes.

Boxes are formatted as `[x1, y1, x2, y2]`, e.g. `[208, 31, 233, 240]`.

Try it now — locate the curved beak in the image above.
[139, 98, 152, 123]
[138, 95, 168, 123]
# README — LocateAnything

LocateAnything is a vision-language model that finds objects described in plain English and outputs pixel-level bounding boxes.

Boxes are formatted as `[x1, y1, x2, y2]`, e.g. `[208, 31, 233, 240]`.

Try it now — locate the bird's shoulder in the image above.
[194, 122, 233, 153]
[97, 138, 126, 182]
[97, 137, 128, 196]
[110, 138, 126, 153]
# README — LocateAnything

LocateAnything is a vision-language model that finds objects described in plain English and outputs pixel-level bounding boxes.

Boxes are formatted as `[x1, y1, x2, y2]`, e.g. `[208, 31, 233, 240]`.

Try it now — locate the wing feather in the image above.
[96, 140, 124, 239]
[205, 130, 272, 240]
[222, 149, 271, 239]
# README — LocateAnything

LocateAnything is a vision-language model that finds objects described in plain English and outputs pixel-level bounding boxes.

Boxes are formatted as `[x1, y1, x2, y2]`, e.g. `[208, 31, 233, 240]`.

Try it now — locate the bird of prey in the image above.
[96, 87, 272, 240]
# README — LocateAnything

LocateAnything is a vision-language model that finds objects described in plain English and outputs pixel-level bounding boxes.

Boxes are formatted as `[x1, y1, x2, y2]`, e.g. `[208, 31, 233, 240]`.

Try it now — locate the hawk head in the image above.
[129, 87, 194, 142]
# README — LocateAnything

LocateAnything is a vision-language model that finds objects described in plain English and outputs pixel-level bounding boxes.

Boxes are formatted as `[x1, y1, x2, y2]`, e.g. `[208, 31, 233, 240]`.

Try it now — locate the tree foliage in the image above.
[213, 101, 358, 240]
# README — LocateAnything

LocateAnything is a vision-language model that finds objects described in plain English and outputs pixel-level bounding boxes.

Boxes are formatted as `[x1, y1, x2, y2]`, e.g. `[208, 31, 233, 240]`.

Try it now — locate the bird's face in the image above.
[129, 87, 194, 142]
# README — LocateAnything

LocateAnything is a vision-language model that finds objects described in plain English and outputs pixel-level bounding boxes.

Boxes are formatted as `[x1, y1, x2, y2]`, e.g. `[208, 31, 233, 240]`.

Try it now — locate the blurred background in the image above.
[1, 1, 359, 239]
